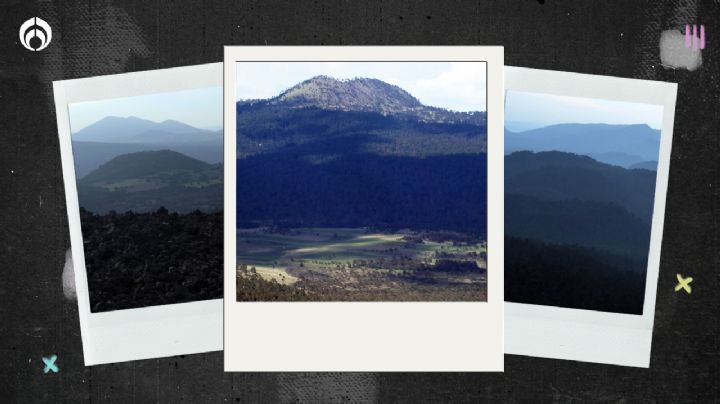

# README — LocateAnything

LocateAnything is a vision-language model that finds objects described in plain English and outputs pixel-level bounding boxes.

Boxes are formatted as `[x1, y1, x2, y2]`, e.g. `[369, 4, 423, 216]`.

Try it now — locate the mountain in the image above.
[235, 76, 488, 235]
[73, 116, 220, 144]
[505, 194, 651, 258]
[81, 150, 211, 184]
[73, 116, 160, 142]
[78, 150, 222, 214]
[505, 151, 656, 223]
[505, 120, 545, 132]
[236, 76, 486, 158]
[504, 151, 654, 314]
[587, 151, 645, 168]
[70, 116, 222, 178]
[72, 141, 223, 179]
[272, 75, 422, 112]
[629, 160, 658, 171]
[505, 123, 661, 161]
[239, 75, 486, 125]
[125, 129, 221, 144]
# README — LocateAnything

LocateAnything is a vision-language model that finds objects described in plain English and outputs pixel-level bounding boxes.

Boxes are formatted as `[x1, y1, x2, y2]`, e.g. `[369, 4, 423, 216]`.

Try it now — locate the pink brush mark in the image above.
[685, 24, 706, 50]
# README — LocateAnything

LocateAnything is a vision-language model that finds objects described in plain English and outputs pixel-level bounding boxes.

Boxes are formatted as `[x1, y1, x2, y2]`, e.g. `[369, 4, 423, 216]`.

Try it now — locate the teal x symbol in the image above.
[42, 355, 59, 373]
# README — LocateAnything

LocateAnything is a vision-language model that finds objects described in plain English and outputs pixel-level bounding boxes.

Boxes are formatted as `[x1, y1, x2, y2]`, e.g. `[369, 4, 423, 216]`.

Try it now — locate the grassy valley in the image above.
[236, 228, 486, 301]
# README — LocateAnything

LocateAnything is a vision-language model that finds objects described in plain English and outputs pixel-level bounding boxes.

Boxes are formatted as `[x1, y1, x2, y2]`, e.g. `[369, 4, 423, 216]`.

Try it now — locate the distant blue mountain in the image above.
[629, 160, 658, 171]
[72, 116, 220, 144]
[504, 120, 545, 132]
[70, 116, 223, 178]
[125, 129, 221, 144]
[505, 123, 661, 162]
[587, 151, 645, 168]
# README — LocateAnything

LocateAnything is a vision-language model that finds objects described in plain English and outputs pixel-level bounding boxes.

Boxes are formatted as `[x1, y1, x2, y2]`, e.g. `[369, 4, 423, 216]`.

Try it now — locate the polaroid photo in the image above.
[224, 46, 504, 371]
[54, 63, 223, 365]
[503, 66, 677, 367]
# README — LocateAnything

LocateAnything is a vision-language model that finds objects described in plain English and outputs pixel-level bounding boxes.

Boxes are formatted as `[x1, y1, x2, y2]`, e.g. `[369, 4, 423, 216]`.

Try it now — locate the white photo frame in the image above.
[54, 63, 223, 365]
[504, 66, 677, 368]
[224, 46, 505, 371]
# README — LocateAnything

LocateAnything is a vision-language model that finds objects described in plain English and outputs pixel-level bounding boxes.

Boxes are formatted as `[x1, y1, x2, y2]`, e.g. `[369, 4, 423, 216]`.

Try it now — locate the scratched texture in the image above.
[0, 0, 718, 403]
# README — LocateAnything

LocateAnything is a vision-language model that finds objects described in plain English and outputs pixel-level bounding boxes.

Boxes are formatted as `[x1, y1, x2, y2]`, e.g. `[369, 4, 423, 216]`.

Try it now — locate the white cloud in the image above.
[409, 62, 487, 111]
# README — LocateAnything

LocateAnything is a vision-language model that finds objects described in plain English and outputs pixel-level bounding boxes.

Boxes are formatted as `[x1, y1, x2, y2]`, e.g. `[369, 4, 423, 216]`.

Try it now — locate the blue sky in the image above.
[236, 61, 487, 112]
[69, 86, 223, 132]
[505, 90, 664, 130]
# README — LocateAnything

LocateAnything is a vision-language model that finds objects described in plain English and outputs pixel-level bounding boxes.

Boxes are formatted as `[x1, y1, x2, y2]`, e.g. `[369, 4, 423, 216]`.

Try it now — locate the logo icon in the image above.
[685, 24, 705, 50]
[19, 17, 52, 51]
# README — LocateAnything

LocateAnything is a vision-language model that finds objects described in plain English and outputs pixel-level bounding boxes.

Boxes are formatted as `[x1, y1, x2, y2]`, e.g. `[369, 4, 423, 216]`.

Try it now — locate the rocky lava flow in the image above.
[80, 207, 222, 312]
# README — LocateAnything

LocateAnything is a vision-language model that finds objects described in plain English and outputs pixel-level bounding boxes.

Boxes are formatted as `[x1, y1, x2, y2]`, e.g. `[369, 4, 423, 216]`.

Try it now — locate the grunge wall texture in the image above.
[1, 0, 718, 402]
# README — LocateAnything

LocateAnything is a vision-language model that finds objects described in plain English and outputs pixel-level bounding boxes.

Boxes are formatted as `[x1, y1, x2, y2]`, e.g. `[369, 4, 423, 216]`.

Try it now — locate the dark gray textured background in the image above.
[1, 0, 719, 402]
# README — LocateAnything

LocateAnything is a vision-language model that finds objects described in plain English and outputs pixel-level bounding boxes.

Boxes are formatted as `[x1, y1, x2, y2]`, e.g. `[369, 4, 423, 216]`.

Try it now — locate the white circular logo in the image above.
[19, 17, 52, 51]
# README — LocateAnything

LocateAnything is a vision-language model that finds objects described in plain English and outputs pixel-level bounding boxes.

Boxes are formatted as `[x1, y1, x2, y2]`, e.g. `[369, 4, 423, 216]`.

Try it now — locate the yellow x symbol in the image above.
[675, 273, 693, 294]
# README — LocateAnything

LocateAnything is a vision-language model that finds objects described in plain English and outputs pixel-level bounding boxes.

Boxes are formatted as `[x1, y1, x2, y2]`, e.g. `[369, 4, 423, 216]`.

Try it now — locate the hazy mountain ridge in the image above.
[73, 116, 220, 143]
[505, 194, 651, 258]
[629, 160, 658, 170]
[505, 123, 661, 163]
[587, 151, 647, 169]
[505, 151, 656, 223]
[71, 116, 222, 178]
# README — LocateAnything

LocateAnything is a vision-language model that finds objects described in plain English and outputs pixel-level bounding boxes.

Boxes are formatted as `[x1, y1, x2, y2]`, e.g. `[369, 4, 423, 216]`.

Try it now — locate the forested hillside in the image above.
[505, 150, 655, 314]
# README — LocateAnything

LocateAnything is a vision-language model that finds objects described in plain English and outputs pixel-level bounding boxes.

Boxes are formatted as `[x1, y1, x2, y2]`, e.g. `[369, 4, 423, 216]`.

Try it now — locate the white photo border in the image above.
[224, 46, 505, 372]
[504, 66, 677, 368]
[54, 63, 223, 366]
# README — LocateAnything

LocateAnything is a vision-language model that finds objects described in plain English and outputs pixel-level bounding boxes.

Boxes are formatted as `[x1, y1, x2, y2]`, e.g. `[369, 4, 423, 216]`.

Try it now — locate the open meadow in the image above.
[236, 227, 487, 301]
